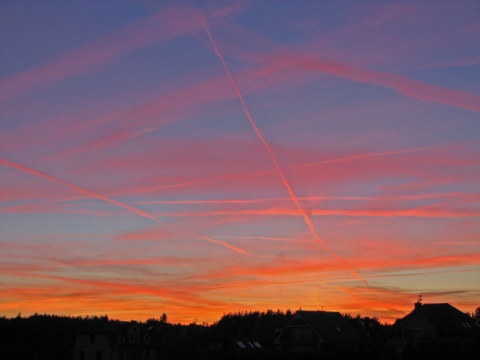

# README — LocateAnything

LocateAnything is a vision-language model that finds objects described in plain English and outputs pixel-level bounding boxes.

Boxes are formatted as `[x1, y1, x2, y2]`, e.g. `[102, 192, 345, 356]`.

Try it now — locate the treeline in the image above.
[1, 309, 478, 360]
[1, 313, 103, 360]
[0, 310, 286, 360]
[0, 313, 126, 360]
[0, 309, 379, 360]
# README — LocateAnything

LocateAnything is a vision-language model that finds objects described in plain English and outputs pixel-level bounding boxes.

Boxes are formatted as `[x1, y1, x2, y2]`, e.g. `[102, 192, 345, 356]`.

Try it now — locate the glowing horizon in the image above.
[1, 1, 479, 324]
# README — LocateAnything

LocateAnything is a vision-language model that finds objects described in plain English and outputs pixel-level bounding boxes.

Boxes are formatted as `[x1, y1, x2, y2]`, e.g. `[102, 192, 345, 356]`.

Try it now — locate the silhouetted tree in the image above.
[160, 312, 168, 324]
[474, 307, 480, 321]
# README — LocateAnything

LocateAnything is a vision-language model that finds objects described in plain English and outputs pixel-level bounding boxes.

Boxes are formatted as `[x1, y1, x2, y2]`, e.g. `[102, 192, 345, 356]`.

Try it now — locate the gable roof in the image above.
[396, 303, 480, 336]
[292, 310, 362, 344]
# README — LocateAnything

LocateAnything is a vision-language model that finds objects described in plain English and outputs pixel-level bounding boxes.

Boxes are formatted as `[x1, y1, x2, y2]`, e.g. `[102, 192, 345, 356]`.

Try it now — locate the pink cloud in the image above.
[0, 157, 162, 222]
[260, 53, 480, 113]
[0, 4, 245, 103]
[116, 143, 477, 198]
[0, 157, 250, 255]
[202, 12, 480, 113]
[204, 13, 370, 285]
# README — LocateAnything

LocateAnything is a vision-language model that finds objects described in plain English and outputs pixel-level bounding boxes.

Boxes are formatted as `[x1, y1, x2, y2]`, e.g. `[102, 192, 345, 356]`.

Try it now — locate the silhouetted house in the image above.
[161, 323, 210, 359]
[72, 332, 111, 360]
[207, 326, 267, 359]
[72, 323, 160, 360]
[347, 315, 386, 353]
[347, 316, 383, 340]
[391, 302, 480, 353]
[207, 311, 292, 359]
[274, 310, 362, 355]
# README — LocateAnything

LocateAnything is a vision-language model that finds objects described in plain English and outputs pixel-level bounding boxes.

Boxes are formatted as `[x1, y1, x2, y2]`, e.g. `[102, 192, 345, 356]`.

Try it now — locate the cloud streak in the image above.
[0, 157, 161, 222]
[0, 157, 248, 255]
[277, 53, 480, 113]
[0, 4, 245, 103]
[2, 2, 479, 324]
[200, 12, 367, 286]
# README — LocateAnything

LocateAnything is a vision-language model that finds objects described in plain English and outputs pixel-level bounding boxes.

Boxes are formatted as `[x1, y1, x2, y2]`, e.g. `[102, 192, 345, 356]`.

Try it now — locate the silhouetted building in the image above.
[208, 323, 267, 359]
[390, 302, 480, 356]
[274, 310, 362, 356]
[72, 323, 160, 360]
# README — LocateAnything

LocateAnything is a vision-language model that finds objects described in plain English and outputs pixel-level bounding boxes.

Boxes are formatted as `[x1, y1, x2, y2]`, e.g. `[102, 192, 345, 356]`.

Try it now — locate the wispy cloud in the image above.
[200, 12, 368, 286]
[0, 157, 248, 255]
[2, 2, 478, 323]
[0, 4, 245, 103]
[261, 53, 480, 113]
[0, 157, 161, 222]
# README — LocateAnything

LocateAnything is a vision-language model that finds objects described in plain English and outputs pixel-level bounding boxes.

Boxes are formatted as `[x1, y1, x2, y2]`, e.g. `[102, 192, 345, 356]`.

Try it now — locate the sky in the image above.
[1, 0, 479, 324]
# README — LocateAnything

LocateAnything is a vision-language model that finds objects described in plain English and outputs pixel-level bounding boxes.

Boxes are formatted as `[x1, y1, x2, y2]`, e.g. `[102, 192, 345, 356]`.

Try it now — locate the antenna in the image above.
[418, 294, 423, 304]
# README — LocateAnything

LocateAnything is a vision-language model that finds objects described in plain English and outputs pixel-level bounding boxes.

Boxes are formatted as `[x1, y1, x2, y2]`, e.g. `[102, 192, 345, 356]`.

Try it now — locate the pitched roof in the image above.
[294, 310, 362, 344]
[396, 303, 480, 336]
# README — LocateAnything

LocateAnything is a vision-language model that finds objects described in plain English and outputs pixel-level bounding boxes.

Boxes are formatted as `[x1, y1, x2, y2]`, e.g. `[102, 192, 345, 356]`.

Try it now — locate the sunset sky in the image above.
[1, 1, 479, 324]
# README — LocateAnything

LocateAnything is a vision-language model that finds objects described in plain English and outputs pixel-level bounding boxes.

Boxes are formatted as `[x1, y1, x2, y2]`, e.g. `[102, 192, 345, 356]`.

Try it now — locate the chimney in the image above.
[415, 294, 423, 309]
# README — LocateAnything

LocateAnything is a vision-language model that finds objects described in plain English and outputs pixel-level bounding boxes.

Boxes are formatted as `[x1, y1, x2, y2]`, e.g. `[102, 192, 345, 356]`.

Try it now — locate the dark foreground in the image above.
[1, 305, 479, 360]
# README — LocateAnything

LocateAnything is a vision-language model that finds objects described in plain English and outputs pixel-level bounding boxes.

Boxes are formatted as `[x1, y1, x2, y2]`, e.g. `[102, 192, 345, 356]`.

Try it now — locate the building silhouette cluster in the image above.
[1, 302, 479, 360]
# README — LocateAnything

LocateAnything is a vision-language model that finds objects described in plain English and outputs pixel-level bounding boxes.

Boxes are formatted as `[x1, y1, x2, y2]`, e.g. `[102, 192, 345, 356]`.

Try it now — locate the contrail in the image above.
[199, 14, 367, 286]
[0, 158, 162, 223]
[299, 56, 480, 114]
[199, 235, 249, 255]
[0, 157, 248, 255]
[292, 146, 431, 169]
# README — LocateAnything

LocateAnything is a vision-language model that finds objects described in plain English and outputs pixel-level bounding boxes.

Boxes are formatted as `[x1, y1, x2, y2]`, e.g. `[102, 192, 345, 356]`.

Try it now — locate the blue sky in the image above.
[1, 0, 479, 323]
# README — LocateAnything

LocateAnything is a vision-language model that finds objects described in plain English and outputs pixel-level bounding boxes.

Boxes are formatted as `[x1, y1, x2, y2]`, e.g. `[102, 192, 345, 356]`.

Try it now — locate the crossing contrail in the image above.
[0, 157, 248, 255]
[199, 14, 367, 286]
